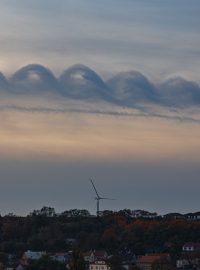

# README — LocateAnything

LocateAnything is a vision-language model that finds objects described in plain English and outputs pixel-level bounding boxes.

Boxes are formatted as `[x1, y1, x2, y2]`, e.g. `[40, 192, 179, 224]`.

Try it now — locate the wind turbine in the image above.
[90, 179, 114, 216]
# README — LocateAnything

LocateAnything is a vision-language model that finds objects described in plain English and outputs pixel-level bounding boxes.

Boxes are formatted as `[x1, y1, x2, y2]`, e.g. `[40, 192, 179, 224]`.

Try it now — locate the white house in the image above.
[182, 243, 200, 252]
[176, 259, 190, 268]
[23, 250, 46, 260]
[89, 261, 110, 270]
[83, 250, 108, 263]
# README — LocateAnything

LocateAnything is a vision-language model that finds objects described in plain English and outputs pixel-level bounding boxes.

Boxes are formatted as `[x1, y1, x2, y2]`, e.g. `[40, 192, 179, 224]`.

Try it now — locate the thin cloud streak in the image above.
[0, 104, 200, 124]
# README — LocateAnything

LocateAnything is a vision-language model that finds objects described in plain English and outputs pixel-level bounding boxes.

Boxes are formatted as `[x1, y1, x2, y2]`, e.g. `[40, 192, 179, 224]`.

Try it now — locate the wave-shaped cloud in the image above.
[107, 71, 158, 106]
[0, 72, 9, 91]
[59, 64, 114, 102]
[159, 77, 200, 107]
[9, 64, 59, 94]
[1, 63, 200, 108]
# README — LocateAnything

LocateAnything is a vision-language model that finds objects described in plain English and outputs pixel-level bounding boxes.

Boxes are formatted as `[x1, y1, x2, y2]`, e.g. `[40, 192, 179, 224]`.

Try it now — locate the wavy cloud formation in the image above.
[59, 64, 114, 102]
[9, 64, 59, 94]
[0, 72, 9, 91]
[0, 64, 200, 108]
[107, 71, 158, 106]
[159, 77, 200, 107]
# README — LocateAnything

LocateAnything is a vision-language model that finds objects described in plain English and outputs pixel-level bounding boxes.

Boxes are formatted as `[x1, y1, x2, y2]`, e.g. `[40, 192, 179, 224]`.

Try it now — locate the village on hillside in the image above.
[0, 207, 199, 270]
[2, 241, 200, 270]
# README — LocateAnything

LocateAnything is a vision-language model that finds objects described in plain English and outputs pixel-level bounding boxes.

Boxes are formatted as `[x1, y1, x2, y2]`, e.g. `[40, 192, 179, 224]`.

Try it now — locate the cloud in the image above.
[0, 72, 9, 91]
[59, 64, 113, 102]
[158, 77, 200, 107]
[9, 64, 60, 94]
[1, 63, 200, 111]
[107, 71, 158, 107]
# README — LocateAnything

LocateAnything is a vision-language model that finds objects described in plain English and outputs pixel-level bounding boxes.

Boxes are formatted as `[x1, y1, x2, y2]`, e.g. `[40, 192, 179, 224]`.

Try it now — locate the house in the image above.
[21, 250, 46, 265]
[177, 253, 200, 269]
[185, 212, 200, 221]
[89, 260, 110, 270]
[163, 213, 184, 220]
[50, 252, 70, 263]
[182, 243, 200, 252]
[131, 210, 157, 219]
[136, 254, 170, 270]
[176, 259, 190, 268]
[83, 250, 108, 263]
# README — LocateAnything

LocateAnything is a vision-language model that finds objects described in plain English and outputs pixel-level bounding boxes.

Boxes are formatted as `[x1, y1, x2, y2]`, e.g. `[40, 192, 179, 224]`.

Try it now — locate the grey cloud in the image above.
[9, 64, 60, 94]
[1, 64, 200, 110]
[107, 71, 158, 107]
[0, 72, 9, 91]
[59, 64, 114, 102]
[0, 104, 200, 125]
[159, 77, 200, 107]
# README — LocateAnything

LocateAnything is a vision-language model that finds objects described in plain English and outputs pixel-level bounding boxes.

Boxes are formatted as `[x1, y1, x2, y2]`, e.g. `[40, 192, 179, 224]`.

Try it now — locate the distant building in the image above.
[83, 250, 108, 263]
[21, 250, 46, 265]
[185, 212, 200, 220]
[182, 243, 200, 252]
[89, 260, 110, 270]
[176, 258, 190, 268]
[163, 213, 184, 220]
[177, 253, 200, 269]
[50, 252, 70, 263]
[131, 210, 157, 219]
[136, 254, 170, 270]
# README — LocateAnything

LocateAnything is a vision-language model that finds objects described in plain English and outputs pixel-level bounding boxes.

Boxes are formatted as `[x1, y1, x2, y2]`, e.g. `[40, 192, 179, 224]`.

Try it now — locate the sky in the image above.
[0, 0, 200, 215]
[0, 0, 200, 81]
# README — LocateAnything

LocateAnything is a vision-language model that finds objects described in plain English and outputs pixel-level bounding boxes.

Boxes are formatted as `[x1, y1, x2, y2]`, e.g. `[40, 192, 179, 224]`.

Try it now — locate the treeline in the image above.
[0, 208, 200, 258]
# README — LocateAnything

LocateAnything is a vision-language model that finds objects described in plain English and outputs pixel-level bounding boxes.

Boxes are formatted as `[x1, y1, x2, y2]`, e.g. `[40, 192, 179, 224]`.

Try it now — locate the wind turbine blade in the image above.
[90, 179, 100, 198]
[99, 197, 116, 200]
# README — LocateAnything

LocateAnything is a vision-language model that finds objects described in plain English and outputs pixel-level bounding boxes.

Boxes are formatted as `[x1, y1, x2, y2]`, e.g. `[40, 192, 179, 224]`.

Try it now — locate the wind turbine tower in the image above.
[90, 179, 114, 216]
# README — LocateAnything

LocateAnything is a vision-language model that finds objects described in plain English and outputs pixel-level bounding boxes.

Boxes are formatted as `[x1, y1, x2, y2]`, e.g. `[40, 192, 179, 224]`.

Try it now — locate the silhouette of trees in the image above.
[69, 248, 85, 270]
[0, 208, 199, 257]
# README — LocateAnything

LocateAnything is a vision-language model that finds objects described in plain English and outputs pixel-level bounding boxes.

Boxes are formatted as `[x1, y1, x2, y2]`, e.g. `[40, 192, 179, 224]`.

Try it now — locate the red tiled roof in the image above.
[138, 255, 162, 264]
[137, 254, 169, 264]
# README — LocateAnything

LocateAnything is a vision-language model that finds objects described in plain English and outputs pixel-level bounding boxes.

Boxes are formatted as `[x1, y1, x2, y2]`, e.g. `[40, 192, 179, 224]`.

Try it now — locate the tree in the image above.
[31, 206, 56, 217]
[0, 253, 8, 264]
[27, 255, 66, 270]
[108, 254, 124, 270]
[69, 248, 85, 270]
